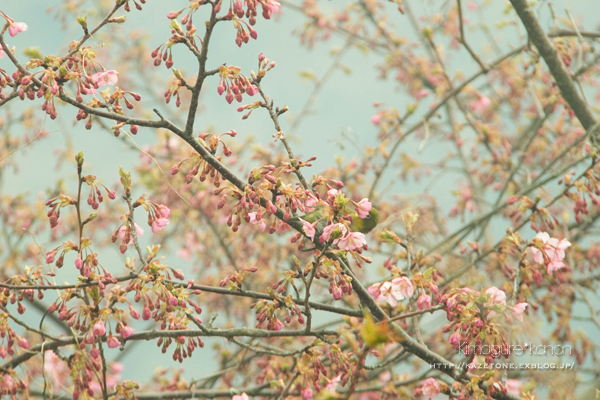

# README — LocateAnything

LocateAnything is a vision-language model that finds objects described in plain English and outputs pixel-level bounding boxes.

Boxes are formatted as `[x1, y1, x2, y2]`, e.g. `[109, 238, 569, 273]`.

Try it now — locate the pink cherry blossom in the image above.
[93, 322, 106, 337]
[325, 374, 341, 392]
[157, 204, 171, 218]
[467, 1, 477, 10]
[355, 198, 372, 219]
[0, 48, 5, 59]
[485, 287, 506, 305]
[120, 326, 135, 339]
[416, 293, 432, 310]
[118, 223, 144, 244]
[470, 95, 491, 112]
[320, 223, 347, 242]
[449, 332, 461, 347]
[8, 22, 28, 37]
[248, 212, 267, 231]
[371, 113, 382, 125]
[506, 379, 522, 394]
[376, 277, 413, 307]
[43, 351, 69, 388]
[302, 387, 313, 399]
[305, 196, 318, 207]
[421, 378, 440, 398]
[272, 318, 284, 331]
[327, 188, 339, 198]
[107, 336, 120, 348]
[530, 232, 571, 274]
[18, 337, 29, 349]
[392, 277, 414, 298]
[415, 89, 430, 100]
[299, 218, 316, 241]
[91, 70, 119, 87]
[261, 0, 281, 19]
[377, 281, 399, 307]
[367, 283, 381, 299]
[512, 302, 528, 321]
[245, 85, 258, 96]
[337, 232, 367, 251]
[151, 218, 170, 233]
[232, 394, 249, 400]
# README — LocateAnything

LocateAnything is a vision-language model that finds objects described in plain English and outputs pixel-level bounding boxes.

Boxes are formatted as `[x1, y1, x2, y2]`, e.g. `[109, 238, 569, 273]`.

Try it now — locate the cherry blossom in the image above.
[93, 321, 106, 337]
[232, 393, 249, 400]
[107, 336, 120, 348]
[248, 212, 266, 231]
[337, 232, 367, 251]
[367, 283, 381, 299]
[302, 387, 313, 399]
[8, 22, 27, 37]
[506, 379, 522, 394]
[320, 223, 347, 242]
[91, 70, 119, 87]
[299, 218, 316, 241]
[421, 378, 441, 398]
[151, 218, 170, 233]
[417, 293, 432, 310]
[512, 302, 528, 321]
[470, 95, 491, 112]
[354, 198, 372, 218]
[530, 232, 571, 274]
[371, 113, 382, 125]
[324, 374, 341, 392]
[118, 223, 144, 244]
[120, 326, 135, 339]
[485, 286, 506, 305]
[373, 277, 414, 307]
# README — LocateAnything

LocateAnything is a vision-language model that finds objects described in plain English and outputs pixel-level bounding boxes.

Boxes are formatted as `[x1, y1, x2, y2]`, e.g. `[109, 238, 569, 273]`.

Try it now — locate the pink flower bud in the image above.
[120, 326, 135, 339]
[8, 22, 28, 37]
[172, 269, 185, 280]
[18, 338, 29, 349]
[167, 10, 182, 19]
[507, 195, 519, 205]
[45, 251, 56, 264]
[90, 347, 100, 358]
[416, 293, 432, 310]
[93, 322, 106, 337]
[332, 286, 343, 301]
[107, 335, 120, 348]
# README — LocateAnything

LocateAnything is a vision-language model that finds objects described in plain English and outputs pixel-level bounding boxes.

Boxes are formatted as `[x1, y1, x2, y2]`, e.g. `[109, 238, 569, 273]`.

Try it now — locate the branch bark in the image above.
[509, 0, 597, 133]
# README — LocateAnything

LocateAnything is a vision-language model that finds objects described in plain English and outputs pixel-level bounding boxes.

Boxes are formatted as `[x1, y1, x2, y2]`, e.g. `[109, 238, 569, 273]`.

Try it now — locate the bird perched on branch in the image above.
[290, 205, 379, 235]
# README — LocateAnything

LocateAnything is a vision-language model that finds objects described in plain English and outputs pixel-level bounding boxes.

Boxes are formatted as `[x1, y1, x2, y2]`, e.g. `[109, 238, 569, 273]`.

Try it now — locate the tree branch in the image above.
[509, 0, 597, 133]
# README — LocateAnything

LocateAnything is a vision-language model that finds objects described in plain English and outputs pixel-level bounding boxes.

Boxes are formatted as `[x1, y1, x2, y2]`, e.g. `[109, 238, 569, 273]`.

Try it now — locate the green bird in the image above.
[290, 205, 379, 235]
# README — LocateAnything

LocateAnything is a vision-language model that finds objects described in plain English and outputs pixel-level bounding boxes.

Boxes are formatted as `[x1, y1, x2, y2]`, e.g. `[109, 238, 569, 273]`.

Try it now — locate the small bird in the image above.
[290, 205, 379, 234]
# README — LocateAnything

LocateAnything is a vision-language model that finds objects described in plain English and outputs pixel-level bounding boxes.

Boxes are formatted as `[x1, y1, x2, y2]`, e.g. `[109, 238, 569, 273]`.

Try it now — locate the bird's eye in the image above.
[366, 214, 371, 219]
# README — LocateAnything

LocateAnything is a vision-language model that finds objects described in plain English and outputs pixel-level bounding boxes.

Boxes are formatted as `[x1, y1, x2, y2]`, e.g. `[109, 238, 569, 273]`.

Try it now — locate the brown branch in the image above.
[456, 0, 489, 71]
[3, 327, 339, 370]
[509, 0, 597, 133]
[255, 82, 311, 191]
[0, 279, 363, 318]
[183, 5, 219, 137]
